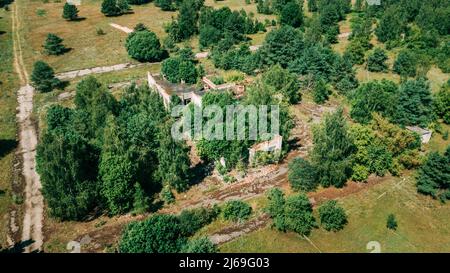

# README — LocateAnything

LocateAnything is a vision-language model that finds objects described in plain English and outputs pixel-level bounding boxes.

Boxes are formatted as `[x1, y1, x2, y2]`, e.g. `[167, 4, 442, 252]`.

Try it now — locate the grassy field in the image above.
[0, 8, 19, 248]
[221, 172, 450, 253]
[17, 0, 274, 74]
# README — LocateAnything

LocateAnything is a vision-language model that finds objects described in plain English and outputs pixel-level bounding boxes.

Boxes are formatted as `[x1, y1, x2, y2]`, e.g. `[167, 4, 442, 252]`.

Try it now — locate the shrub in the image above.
[126, 30, 166, 62]
[318, 200, 348, 232]
[222, 200, 252, 222]
[181, 237, 217, 253]
[31, 61, 61, 92]
[386, 214, 398, 230]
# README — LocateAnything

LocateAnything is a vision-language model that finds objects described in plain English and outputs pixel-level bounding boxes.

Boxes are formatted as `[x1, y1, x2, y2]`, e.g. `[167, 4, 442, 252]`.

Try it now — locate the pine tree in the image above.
[386, 214, 398, 230]
[367, 48, 388, 72]
[393, 78, 433, 127]
[43, 33, 67, 55]
[313, 79, 330, 104]
[101, 0, 122, 16]
[30, 61, 61, 92]
[393, 50, 417, 77]
[62, 3, 79, 21]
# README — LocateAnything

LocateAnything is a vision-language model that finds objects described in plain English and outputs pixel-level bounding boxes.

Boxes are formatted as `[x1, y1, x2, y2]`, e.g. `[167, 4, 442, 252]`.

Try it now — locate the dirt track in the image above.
[12, 3, 44, 252]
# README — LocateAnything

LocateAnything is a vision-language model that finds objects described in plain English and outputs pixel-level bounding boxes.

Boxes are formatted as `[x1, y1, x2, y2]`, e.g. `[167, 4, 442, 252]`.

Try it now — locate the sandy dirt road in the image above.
[12, 3, 44, 252]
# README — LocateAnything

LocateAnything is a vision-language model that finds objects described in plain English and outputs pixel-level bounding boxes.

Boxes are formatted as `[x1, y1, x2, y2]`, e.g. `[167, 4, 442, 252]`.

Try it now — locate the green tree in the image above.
[259, 25, 304, 68]
[161, 56, 199, 84]
[43, 33, 67, 55]
[393, 78, 433, 127]
[375, 5, 406, 43]
[62, 3, 79, 21]
[433, 82, 450, 124]
[288, 157, 319, 192]
[119, 214, 186, 253]
[308, 0, 318, 12]
[311, 108, 355, 188]
[318, 200, 348, 231]
[367, 48, 388, 72]
[284, 194, 316, 236]
[386, 213, 398, 230]
[132, 182, 150, 214]
[99, 116, 136, 215]
[350, 80, 397, 124]
[101, 0, 129, 16]
[265, 188, 286, 231]
[36, 129, 99, 221]
[262, 64, 301, 104]
[30, 61, 61, 92]
[280, 1, 303, 28]
[126, 30, 167, 62]
[222, 200, 252, 222]
[182, 237, 217, 253]
[312, 79, 330, 104]
[416, 146, 450, 202]
[393, 50, 417, 77]
[156, 120, 191, 192]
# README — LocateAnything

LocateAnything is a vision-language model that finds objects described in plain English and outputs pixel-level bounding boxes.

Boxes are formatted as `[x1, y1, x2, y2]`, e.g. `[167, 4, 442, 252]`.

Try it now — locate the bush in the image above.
[288, 157, 318, 192]
[126, 30, 167, 62]
[351, 164, 369, 182]
[178, 207, 220, 236]
[284, 194, 316, 235]
[318, 200, 348, 232]
[367, 48, 388, 72]
[31, 61, 61, 92]
[119, 214, 186, 253]
[181, 237, 217, 253]
[393, 50, 417, 77]
[62, 3, 79, 21]
[43, 33, 67, 55]
[222, 200, 252, 222]
[386, 214, 398, 230]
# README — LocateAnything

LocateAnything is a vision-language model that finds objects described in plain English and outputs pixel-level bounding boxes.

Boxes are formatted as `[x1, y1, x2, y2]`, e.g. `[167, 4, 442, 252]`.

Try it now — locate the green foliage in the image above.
[165, 0, 204, 42]
[312, 79, 330, 104]
[133, 182, 150, 214]
[30, 61, 61, 92]
[119, 214, 186, 253]
[261, 64, 301, 104]
[393, 50, 417, 77]
[259, 25, 304, 68]
[433, 82, 450, 124]
[280, 1, 303, 28]
[43, 33, 67, 55]
[161, 55, 199, 84]
[182, 237, 217, 253]
[36, 129, 99, 220]
[343, 39, 367, 65]
[386, 213, 398, 230]
[155, 0, 177, 11]
[156, 120, 191, 192]
[126, 30, 167, 62]
[288, 157, 318, 192]
[318, 200, 348, 232]
[416, 146, 450, 202]
[198, 6, 263, 48]
[222, 200, 252, 222]
[101, 0, 130, 16]
[311, 108, 355, 188]
[62, 3, 79, 21]
[393, 78, 433, 127]
[160, 185, 175, 204]
[211, 44, 260, 75]
[178, 206, 220, 236]
[265, 189, 316, 235]
[99, 117, 137, 215]
[284, 193, 316, 236]
[367, 48, 388, 72]
[350, 80, 397, 124]
[375, 5, 406, 43]
[308, 0, 318, 12]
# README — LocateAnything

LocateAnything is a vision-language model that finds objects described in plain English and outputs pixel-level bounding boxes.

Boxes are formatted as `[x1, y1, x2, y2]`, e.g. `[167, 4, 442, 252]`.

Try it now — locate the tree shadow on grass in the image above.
[0, 30, 6, 36]
[0, 139, 17, 159]
[0, 239, 36, 253]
